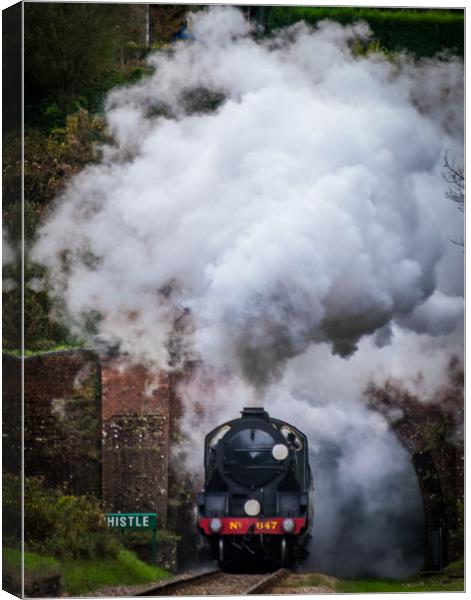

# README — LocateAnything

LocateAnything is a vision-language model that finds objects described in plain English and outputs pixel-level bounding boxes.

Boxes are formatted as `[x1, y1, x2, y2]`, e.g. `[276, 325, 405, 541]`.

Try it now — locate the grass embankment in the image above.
[337, 573, 463, 593]
[62, 548, 169, 596]
[3, 548, 61, 596]
[3, 547, 61, 579]
[265, 7, 464, 57]
[3, 547, 169, 596]
[289, 560, 464, 594]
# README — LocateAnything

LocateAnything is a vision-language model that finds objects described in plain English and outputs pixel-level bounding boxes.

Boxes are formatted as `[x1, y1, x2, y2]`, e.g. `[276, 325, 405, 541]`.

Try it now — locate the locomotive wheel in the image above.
[280, 536, 290, 566]
[218, 537, 225, 566]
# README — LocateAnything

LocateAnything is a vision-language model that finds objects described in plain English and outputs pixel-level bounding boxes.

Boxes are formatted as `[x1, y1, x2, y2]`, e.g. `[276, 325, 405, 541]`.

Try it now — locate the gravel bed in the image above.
[91, 580, 173, 597]
[73, 571, 337, 597]
[170, 572, 267, 596]
[270, 573, 337, 594]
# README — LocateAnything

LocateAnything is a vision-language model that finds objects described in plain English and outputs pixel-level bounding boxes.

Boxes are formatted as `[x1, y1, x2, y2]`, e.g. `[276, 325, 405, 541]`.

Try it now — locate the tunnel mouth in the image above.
[305, 431, 427, 579]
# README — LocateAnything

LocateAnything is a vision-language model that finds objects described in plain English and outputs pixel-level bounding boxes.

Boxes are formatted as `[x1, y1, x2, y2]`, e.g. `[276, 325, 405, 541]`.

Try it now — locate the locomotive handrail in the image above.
[245, 465, 284, 470]
[232, 446, 274, 451]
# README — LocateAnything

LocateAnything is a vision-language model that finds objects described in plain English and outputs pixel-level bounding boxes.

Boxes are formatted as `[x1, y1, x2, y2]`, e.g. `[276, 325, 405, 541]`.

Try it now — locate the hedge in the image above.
[263, 8, 464, 57]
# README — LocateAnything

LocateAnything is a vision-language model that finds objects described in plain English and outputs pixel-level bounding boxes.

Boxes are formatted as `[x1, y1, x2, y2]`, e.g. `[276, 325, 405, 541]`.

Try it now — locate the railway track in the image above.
[136, 568, 289, 596]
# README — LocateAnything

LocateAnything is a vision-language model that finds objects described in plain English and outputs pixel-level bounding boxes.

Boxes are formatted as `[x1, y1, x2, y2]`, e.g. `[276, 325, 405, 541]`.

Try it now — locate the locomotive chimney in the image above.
[241, 407, 269, 420]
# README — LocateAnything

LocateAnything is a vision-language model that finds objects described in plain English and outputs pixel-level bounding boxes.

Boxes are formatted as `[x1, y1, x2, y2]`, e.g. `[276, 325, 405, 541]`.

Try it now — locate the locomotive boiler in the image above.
[197, 407, 313, 566]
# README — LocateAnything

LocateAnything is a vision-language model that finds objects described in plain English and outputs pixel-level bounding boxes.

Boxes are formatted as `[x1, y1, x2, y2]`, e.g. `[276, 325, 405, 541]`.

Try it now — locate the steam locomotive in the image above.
[197, 407, 313, 566]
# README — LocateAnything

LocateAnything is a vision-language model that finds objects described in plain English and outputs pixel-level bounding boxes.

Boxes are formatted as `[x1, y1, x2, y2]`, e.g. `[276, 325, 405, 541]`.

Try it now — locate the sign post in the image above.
[106, 513, 158, 564]
[151, 527, 157, 565]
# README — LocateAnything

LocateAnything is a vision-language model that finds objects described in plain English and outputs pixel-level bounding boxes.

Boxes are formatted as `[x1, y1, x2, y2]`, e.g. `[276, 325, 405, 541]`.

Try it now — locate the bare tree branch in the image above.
[442, 151, 464, 248]
[443, 150, 464, 212]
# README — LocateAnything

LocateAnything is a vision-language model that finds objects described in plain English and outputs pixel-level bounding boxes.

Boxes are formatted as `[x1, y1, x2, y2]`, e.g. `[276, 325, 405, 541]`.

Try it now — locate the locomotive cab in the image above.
[198, 407, 313, 566]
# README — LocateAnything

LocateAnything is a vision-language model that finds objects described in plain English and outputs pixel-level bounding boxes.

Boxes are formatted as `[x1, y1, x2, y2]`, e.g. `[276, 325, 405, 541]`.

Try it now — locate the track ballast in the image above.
[135, 568, 289, 596]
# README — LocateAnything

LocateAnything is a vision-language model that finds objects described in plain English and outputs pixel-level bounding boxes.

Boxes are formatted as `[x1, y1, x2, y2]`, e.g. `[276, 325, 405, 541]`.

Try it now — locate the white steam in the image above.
[3, 230, 17, 292]
[33, 7, 463, 577]
[34, 9, 463, 386]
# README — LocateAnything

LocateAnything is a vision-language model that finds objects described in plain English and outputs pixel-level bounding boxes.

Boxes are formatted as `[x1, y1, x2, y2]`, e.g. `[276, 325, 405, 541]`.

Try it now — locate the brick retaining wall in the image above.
[23, 350, 102, 496]
[101, 357, 171, 525]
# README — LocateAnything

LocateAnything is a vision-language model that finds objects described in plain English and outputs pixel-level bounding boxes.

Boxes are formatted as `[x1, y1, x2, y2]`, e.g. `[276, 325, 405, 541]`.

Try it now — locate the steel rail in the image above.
[244, 568, 289, 595]
[135, 569, 221, 596]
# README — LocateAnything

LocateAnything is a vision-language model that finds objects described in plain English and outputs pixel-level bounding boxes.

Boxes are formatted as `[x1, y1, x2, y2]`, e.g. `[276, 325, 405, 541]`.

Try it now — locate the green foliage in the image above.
[15, 475, 121, 560]
[3, 345, 86, 358]
[442, 558, 464, 577]
[3, 548, 61, 580]
[263, 8, 464, 58]
[24, 3, 147, 122]
[3, 547, 61, 597]
[124, 528, 181, 546]
[419, 415, 454, 451]
[3, 255, 82, 351]
[61, 549, 169, 595]
[3, 476, 170, 594]
[336, 576, 463, 593]
[351, 38, 395, 60]
[45, 495, 118, 560]
[2, 5, 21, 133]
[2, 286, 21, 351]
[3, 109, 106, 352]
[2, 473, 22, 547]
[3, 109, 106, 234]
[285, 568, 464, 593]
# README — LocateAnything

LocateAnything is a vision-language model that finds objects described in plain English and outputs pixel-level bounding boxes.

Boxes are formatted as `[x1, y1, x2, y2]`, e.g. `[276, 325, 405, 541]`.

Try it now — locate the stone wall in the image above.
[23, 350, 102, 496]
[101, 357, 171, 526]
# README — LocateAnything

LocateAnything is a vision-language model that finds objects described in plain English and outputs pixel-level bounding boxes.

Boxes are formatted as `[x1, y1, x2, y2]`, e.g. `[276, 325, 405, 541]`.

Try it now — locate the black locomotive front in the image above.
[197, 407, 313, 566]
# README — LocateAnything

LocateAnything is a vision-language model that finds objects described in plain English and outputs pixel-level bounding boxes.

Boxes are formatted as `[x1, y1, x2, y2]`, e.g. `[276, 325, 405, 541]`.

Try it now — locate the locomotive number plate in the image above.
[256, 521, 278, 530]
[228, 520, 279, 531]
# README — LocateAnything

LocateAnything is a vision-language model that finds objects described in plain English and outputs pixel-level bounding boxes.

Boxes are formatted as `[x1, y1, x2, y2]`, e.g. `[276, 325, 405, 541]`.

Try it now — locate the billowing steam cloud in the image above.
[34, 8, 463, 386]
[33, 7, 463, 577]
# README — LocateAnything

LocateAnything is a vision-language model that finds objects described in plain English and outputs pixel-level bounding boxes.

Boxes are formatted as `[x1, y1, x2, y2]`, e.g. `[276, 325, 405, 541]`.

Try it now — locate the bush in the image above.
[124, 528, 181, 545]
[24, 4, 147, 112]
[18, 476, 121, 560]
[2, 473, 22, 547]
[3, 109, 106, 229]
